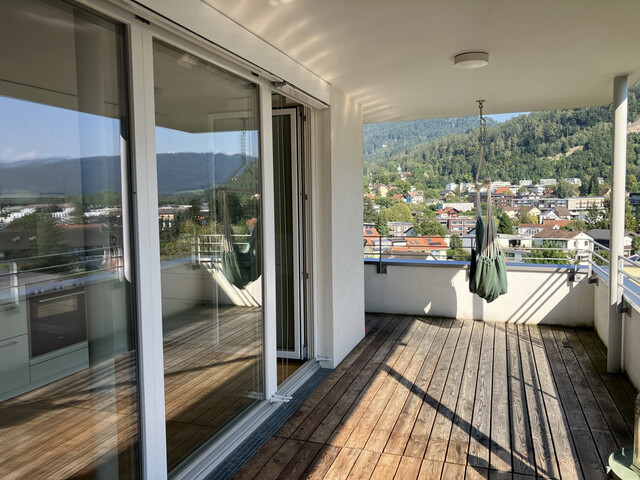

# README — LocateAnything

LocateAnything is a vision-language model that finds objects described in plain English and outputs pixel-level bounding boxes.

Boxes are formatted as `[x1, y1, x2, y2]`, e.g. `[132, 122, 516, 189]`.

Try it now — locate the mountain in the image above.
[364, 83, 640, 190]
[364, 116, 496, 164]
[0, 152, 249, 199]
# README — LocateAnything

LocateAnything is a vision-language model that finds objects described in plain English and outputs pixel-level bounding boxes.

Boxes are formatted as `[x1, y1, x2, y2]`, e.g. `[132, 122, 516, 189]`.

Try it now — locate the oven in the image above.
[28, 287, 87, 358]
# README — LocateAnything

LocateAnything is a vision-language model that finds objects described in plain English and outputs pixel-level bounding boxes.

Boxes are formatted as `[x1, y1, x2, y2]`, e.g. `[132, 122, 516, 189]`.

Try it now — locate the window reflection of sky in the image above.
[0, 96, 250, 162]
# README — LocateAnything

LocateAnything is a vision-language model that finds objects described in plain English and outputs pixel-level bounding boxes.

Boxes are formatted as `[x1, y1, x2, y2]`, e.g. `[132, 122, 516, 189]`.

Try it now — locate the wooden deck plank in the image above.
[364, 318, 439, 453]
[394, 456, 422, 480]
[575, 329, 637, 427]
[517, 324, 560, 479]
[326, 316, 415, 447]
[345, 449, 380, 480]
[445, 321, 484, 466]
[6, 313, 639, 479]
[323, 447, 361, 480]
[585, 329, 638, 401]
[277, 315, 397, 439]
[563, 328, 633, 443]
[384, 319, 451, 456]
[417, 459, 443, 479]
[233, 437, 287, 480]
[252, 438, 305, 480]
[424, 320, 476, 463]
[274, 441, 324, 480]
[369, 453, 401, 480]
[344, 318, 429, 450]
[404, 319, 464, 458]
[527, 325, 582, 480]
[300, 445, 342, 480]
[506, 323, 536, 476]
[550, 328, 618, 464]
[468, 322, 495, 471]
[539, 327, 605, 479]
[487, 323, 510, 472]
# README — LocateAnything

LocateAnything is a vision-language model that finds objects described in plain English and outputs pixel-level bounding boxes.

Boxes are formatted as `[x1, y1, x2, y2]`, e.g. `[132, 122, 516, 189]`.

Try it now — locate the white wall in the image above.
[315, 87, 365, 368]
[593, 274, 609, 347]
[623, 306, 640, 390]
[365, 263, 593, 326]
[160, 261, 262, 317]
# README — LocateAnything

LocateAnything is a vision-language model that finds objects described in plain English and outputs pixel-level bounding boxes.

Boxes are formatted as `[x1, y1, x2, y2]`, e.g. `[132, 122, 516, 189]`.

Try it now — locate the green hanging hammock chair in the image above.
[220, 194, 261, 289]
[468, 100, 508, 303]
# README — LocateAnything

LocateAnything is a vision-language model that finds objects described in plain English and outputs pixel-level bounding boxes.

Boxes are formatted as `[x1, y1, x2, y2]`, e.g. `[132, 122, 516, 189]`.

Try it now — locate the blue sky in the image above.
[0, 95, 527, 163]
[487, 112, 528, 122]
[0, 96, 244, 163]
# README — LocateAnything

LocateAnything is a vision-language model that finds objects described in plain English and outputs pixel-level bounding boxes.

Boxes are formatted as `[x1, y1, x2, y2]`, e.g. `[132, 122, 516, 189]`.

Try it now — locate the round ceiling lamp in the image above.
[454, 52, 489, 69]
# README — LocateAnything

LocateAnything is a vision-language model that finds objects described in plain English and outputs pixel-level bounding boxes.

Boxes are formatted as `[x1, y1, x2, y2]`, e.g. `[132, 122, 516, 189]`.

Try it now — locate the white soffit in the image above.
[201, 0, 640, 123]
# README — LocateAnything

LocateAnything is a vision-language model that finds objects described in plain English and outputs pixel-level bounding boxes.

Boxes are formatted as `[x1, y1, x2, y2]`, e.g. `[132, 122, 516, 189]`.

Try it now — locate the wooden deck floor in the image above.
[234, 314, 638, 480]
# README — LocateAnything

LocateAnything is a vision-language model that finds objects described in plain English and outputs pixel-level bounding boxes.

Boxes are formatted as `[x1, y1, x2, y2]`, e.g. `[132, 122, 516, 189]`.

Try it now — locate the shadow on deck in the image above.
[233, 314, 637, 480]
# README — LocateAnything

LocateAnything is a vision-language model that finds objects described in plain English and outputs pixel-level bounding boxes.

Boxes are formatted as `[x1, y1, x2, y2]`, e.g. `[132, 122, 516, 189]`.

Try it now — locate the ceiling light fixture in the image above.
[454, 52, 489, 69]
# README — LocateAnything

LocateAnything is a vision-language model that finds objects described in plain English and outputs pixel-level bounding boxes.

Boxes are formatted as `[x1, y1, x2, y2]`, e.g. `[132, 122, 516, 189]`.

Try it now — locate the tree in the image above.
[9, 210, 75, 272]
[375, 210, 389, 236]
[564, 219, 587, 231]
[554, 180, 576, 198]
[363, 197, 377, 223]
[497, 213, 513, 234]
[375, 196, 393, 208]
[587, 175, 600, 196]
[585, 203, 605, 229]
[386, 203, 413, 222]
[413, 219, 449, 236]
[525, 241, 575, 265]
[447, 234, 469, 260]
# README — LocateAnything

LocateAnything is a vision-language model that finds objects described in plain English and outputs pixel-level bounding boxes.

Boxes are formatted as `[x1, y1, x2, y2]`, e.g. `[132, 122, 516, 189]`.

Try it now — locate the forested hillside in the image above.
[364, 116, 494, 163]
[365, 83, 640, 192]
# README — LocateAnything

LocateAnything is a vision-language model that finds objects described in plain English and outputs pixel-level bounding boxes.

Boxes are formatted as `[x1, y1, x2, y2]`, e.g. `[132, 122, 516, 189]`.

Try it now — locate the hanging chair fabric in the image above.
[468, 108, 508, 302]
[220, 196, 261, 289]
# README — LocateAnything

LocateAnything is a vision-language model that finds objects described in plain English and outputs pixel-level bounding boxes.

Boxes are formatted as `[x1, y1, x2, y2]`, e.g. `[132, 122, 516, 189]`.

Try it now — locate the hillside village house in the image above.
[1, 1, 640, 479]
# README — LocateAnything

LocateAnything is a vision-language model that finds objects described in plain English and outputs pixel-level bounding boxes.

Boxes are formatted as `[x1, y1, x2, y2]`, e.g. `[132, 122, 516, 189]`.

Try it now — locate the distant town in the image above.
[364, 171, 640, 264]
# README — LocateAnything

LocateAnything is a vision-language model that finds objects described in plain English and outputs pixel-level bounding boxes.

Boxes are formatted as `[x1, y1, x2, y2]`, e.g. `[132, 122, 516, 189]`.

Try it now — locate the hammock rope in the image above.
[468, 100, 508, 302]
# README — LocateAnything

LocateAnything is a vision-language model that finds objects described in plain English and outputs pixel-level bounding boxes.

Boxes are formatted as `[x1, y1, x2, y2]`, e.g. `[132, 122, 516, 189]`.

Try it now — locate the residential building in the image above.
[539, 178, 557, 186]
[445, 216, 477, 235]
[440, 201, 474, 212]
[435, 207, 460, 219]
[387, 221, 414, 237]
[533, 229, 593, 260]
[404, 191, 424, 204]
[566, 196, 606, 211]
[513, 223, 546, 236]
[587, 229, 639, 256]
[501, 206, 521, 219]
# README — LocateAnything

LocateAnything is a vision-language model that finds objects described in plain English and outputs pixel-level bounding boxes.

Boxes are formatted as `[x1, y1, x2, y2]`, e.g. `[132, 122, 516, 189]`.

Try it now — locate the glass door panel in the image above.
[152, 40, 264, 472]
[273, 110, 302, 360]
[0, 1, 139, 478]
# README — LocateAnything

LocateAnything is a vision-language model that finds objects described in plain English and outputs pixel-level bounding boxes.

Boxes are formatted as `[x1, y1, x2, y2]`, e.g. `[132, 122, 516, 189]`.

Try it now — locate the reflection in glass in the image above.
[0, 1, 139, 478]
[153, 41, 264, 471]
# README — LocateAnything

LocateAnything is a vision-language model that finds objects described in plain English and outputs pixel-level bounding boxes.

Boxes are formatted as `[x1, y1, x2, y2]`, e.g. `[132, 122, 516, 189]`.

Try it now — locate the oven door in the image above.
[28, 288, 87, 358]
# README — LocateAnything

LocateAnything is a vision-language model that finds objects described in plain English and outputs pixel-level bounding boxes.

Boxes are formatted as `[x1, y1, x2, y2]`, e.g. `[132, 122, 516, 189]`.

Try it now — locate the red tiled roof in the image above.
[541, 220, 570, 228]
[533, 229, 583, 239]
[363, 227, 379, 237]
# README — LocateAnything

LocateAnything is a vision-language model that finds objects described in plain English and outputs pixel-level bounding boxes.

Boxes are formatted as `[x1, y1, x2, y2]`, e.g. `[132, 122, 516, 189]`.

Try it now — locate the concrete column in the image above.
[608, 75, 628, 373]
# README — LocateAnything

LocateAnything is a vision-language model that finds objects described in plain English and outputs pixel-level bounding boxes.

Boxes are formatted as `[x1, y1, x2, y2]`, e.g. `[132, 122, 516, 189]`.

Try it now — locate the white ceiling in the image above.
[202, 0, 640, 123]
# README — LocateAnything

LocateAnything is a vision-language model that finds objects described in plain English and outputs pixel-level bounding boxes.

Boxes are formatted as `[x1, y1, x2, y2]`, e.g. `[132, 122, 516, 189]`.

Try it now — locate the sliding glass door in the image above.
[0, 1, 139, 478]
[152, 40, 264, 472]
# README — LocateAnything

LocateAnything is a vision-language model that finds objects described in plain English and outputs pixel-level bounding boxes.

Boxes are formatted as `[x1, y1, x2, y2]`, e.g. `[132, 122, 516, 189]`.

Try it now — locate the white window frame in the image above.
[67, 1, 326, 478]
